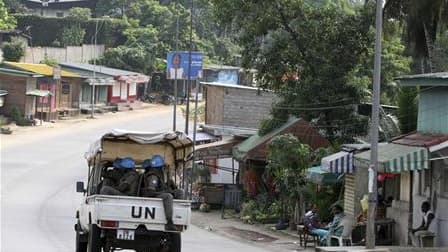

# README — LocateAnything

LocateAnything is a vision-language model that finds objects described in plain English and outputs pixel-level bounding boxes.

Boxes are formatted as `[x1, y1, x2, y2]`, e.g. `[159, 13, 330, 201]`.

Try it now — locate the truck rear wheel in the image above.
[76, 231, 88, 252]
[87, 224, 102, 252]
[169, 233, 181, 252]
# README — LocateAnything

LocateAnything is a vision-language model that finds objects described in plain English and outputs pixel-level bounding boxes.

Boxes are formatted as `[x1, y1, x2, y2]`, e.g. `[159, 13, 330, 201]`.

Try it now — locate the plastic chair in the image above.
[329, 215, 354, 246]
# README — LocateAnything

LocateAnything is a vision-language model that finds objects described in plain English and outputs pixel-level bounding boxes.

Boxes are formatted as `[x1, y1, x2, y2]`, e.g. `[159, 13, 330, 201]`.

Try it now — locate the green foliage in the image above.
[61, 24, 86, 47]
[0, 0, 16, 30]
[434, 30, 448, 72]
[267, 134, 310, 202]
[241, 197, 282, 224]
[67, 7, 92, 22]
[398, 87, 418, 134]
[14, 15, 130, 47]
[40, 54, 58, 66]
[211, 1, 375, 142]
[97, 46, 154, 74]
[3, 0, 26, 13]
[1, 37, 25, 61]
[10, 107, 33, 126]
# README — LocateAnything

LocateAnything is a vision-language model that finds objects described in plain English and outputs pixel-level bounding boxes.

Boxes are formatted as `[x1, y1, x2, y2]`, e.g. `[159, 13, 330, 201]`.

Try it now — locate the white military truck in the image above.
[75, 130, 193, 252]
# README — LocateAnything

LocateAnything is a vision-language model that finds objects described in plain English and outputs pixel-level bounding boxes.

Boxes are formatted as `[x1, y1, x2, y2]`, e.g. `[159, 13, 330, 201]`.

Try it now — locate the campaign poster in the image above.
[167, 51, 203, 80]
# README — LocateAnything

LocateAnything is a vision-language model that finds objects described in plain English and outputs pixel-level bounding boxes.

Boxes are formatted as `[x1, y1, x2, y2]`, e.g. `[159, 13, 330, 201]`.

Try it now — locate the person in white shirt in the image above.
[168, 53, 185, 79]
[411, 201, 435, 247]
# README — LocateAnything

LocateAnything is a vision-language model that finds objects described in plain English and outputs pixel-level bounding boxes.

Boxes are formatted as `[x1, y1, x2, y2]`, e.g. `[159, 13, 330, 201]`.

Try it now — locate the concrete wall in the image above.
[22, 44, 105, 64]
[222, 87, 276, 128]
[413, 149, 448, 247]
[386, 200, 410, 246]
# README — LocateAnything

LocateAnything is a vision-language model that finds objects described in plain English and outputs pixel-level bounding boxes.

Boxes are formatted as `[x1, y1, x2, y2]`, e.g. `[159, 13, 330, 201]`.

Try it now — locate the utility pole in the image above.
[366, 0, 383, 249]
[173, 0, 180, 131]
[184, 0, 193, 135]
[90, 18, 98, 119]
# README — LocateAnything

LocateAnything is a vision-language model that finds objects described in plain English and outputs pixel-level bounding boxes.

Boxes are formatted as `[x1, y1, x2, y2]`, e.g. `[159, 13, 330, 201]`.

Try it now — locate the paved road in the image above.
[1, 107, 269, 252]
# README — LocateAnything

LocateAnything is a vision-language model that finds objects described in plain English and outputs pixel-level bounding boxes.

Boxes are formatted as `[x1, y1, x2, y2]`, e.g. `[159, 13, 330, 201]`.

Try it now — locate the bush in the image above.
[1, 37, 25, 61]
[40, 54, 58, 66]
[10, 107, 33, 126]
[61, 24, 86, 46]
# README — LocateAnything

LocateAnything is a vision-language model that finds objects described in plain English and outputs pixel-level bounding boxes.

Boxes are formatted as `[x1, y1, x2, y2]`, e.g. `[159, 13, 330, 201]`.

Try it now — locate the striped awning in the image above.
[354, 143, 428, 173]
[321, 151, 354, 173]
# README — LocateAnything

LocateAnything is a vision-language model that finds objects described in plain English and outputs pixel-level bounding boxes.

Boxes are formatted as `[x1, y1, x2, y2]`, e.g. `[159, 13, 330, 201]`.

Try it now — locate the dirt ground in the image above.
[191, 210, 314, 252]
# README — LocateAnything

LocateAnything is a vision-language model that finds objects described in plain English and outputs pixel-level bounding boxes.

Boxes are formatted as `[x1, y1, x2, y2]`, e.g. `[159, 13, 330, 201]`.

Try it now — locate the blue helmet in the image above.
[113, 157, 135, 169]
[150, 155, 165, 168]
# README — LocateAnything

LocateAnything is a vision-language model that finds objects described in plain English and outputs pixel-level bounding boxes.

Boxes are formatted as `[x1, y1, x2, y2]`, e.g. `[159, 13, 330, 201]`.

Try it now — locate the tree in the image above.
[384, 0, 448, 73]
[61, 24, 86, 46]
[266, 134, 310, 227]
[97, 25, 159, 73]
[67, 7, 92, 22]
[212, 1, 374, 142]
[397, 87, 418, 134]
[0, 0, 16, 30]
[1, 37, 25, 61]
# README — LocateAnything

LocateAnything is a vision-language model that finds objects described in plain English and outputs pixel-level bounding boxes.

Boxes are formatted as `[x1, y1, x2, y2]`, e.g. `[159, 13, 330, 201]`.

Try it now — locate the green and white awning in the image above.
[354, 143, 428, 173]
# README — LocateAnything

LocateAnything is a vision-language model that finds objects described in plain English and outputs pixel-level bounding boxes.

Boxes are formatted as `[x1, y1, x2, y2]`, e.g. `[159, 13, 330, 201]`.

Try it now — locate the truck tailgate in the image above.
[87, 195, 191, 231]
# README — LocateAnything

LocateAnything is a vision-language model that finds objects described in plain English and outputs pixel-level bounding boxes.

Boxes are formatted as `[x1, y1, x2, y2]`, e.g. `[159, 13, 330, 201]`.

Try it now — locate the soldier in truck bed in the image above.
[141, 155, 183, 231]
[100, 157, 140, 196]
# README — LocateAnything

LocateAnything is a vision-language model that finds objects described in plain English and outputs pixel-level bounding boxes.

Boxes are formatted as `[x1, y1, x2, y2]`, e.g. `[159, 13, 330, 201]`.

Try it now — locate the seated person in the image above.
[410, 201, 435, 247]
[140, 155, 181, 231]
[303, 204, 329, 242]
[326, 205, 346, 245]
[100, 157, 139, 196]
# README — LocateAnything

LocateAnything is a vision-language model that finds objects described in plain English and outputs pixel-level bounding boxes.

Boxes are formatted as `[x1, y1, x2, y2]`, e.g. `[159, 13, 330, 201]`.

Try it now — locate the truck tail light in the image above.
[100, 220, 118, 228]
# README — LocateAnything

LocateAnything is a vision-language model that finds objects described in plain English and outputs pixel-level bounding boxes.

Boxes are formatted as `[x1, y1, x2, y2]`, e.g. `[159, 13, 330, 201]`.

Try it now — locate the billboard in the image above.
[167, 51, 203, 80]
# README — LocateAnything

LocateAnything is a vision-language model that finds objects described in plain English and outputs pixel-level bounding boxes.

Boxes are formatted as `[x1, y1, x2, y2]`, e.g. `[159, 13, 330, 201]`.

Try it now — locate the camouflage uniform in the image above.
[100, 169, 140, 196]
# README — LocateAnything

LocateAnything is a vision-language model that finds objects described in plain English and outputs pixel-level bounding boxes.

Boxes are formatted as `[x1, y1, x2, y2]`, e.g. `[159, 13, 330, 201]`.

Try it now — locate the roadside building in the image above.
[0, 67, 42, 119]
[59, 63, 149, 111]
[23, 0, 96, 18]
[341, 72, 448, 247]
[202, 82, 277, 129]
[0, 62, 82, 120]
[393, 73, 448, 247]
[232, 117, 330, 197]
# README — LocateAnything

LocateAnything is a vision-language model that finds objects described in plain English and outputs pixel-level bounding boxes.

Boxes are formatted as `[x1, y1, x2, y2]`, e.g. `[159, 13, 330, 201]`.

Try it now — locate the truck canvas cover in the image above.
[85, 130, 194, 169]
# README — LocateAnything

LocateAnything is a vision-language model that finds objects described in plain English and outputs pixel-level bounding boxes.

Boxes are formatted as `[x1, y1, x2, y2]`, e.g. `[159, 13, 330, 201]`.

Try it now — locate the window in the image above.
[56, 12, 64, 18]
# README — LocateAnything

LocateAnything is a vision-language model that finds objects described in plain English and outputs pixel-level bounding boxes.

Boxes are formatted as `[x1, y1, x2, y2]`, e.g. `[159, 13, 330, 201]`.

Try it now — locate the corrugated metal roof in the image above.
[201, 81, 264, 91]
[396, 72, 448, 86]
[60, 62, 146, 77]
[3, 62, 79, 77]
[392, 132, 448, 148]
[203, 64, 242, 71]
[232, 117, 330, 161]
[0, 67, 42, 77]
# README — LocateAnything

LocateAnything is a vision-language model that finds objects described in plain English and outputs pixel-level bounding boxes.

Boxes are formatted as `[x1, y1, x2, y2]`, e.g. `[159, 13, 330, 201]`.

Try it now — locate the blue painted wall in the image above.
[417, 87, 448, 134]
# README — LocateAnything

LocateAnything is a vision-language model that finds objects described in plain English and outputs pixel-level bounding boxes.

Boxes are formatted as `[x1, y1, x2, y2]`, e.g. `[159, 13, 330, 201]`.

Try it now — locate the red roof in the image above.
[392, 132, 448, 148]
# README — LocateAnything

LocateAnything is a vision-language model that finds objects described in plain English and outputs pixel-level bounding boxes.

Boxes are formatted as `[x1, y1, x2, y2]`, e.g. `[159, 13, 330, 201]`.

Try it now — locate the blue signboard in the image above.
[167, 51, 203, 80]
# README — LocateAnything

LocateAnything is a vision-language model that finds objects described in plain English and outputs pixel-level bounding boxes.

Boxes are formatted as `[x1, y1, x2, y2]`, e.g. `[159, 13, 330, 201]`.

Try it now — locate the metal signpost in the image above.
[166, 51, 203, 132]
